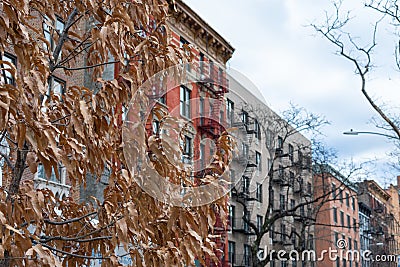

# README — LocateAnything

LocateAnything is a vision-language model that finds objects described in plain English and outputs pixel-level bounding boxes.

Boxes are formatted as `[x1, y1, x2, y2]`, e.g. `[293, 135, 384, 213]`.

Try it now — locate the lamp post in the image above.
[343, 129, 398, 140]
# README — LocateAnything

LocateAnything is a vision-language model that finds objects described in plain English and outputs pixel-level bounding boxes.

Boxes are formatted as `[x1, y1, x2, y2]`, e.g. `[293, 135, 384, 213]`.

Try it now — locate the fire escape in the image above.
[231, 113, 258, 267]
[196, 64, 228, 140]
[195, 62, 230, 267]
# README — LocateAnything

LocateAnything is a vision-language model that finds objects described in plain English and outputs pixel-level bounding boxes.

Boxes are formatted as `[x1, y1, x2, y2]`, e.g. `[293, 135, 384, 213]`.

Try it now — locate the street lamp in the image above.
[343, 129, 398, 140]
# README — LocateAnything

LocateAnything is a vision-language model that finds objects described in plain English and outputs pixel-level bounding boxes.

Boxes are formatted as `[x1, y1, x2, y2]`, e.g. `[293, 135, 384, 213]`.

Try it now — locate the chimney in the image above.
[397, 176, 400, 187]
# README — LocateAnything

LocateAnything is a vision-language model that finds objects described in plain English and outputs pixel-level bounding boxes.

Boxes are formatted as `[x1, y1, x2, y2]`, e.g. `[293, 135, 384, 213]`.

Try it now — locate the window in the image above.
[270, 224, 275, 240]
[199, 52, 204, 74]
[180, 36, 190, 70]
[270, 189, 275, 209]
[159, 95, 166, 104]
[281, 223, 286, 241]
[291, 227, 296, 246]
[340, 211, 344, 227]
[346, 192, 350, 207]
[307, 182, 312, 195]
[0, 137, 10, 187]
[244, 245, 251, 266]
[277, 136, 283, 149]
[182, 136, 192, 164]
[218, 67, 223, 85]
[339, 189, 343, 203]
[278, 165, 284, 178]
[257, 215, 263, 232]
[0, 53, 16, 85]
[256, 151, 261, 171]
[297, 150, 303, 164]
[309, 234, 314, 249]
[228, 241, 235, 264]
[333, 207, 338, 223]
[256, 183, 262, 202]
[243, 177, 250, 194]
[152, 120, 160, 135]
[199, 96, 204, 115]
[332, 183, 336, 198]
[43, 77, 65, 107]
[180, 86, 190, 118]
[288, 144, 294, 162]
[334, 232, 339, 244]
[300, 205, 305, 217]
[229, 205, 235, 228]
[209, 60, 214, 80]
[280, 194, 286, 211]
[244, 211, 250, 232]
[290, 199, 295, 210]
[348, 237, 352, 250]
[254, 119, 261, 140]
[347, 214, 351, 228]
[353, 218, 357, 231]
[226, 99, 234, 125]
[289, 171, 295, 185]
[43, 16, 65, 53]
[200, 143, 205, 169]
[354, 240, 358, 250]
[352, 197, 356, 210]
[37, 163, 66, 185]
[242, 110, 249, 125]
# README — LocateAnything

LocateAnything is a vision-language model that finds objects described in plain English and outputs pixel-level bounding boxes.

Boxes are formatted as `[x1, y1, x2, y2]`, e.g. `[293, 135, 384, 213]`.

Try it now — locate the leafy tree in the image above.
[0, 0, 230, 266]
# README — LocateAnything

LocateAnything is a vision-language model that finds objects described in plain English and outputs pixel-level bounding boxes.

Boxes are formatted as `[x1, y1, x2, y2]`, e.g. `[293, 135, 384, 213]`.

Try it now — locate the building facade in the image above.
[226, 75, 314, 267]
[357, 180, 396, 267]
[0, 7, 85, 201]
[313, 164, 360, 267]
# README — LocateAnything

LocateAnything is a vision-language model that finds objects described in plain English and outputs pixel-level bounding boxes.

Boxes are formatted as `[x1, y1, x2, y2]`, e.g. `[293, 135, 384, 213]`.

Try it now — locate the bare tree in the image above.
[311, 0, 400, 140]
[230, 103, 365, 267]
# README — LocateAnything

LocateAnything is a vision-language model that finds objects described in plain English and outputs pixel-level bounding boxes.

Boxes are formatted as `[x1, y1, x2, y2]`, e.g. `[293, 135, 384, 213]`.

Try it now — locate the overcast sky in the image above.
[184, 0, 400, 184]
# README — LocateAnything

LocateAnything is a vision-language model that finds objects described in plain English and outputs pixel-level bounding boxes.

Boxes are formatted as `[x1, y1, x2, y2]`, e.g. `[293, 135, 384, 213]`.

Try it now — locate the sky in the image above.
[184, 0, 400, 185]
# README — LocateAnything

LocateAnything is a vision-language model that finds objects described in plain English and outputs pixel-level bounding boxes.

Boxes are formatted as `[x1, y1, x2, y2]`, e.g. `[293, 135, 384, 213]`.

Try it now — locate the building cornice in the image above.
[168, 0, 235, 63]
[367, 180, 391, 201]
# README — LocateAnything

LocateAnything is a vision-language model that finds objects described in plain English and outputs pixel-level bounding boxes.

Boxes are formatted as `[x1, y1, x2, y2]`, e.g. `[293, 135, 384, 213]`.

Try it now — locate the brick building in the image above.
[79, 1, 236, 266]
[0, 7, 85, 200]
[313, 164, 360, 267]
[358, 180, 399, 267]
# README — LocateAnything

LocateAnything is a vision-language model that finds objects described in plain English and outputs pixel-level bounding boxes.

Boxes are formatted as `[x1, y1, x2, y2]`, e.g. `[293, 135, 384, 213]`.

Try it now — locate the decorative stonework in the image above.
[168, 0, 235, 65]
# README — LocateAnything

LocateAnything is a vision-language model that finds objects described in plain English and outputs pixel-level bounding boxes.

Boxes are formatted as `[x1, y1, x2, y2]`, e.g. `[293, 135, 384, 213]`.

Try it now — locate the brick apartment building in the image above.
[80, 0, 236, 266]
[313, 164, 360, 267]
[357, 180, 399, 267]
[0, 7, 85, 200]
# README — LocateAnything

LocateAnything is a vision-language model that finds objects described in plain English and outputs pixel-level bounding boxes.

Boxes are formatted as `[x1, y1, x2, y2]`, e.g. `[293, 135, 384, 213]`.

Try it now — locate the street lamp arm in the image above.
[343, 129, 399, 140]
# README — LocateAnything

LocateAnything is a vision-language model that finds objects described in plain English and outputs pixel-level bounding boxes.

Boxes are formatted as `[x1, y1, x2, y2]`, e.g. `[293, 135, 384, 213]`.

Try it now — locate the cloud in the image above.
[184, 0, 400, 182]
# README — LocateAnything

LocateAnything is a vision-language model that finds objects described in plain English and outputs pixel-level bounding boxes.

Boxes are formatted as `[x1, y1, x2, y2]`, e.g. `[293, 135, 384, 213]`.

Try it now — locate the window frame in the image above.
[256, 151, 261, 171]
[257, 215, 263, 232]
[226, 99, 234, 125]
[43, 16, 65, 53]
[179, 85, 191, 118]
[0, 53, 17, 85]
[228, 241, 236, 264]
[256, 183, 263, 202]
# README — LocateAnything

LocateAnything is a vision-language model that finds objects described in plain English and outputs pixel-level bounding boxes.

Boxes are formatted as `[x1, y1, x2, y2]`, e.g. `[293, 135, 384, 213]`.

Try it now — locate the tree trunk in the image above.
[0, 145, 28, 267]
